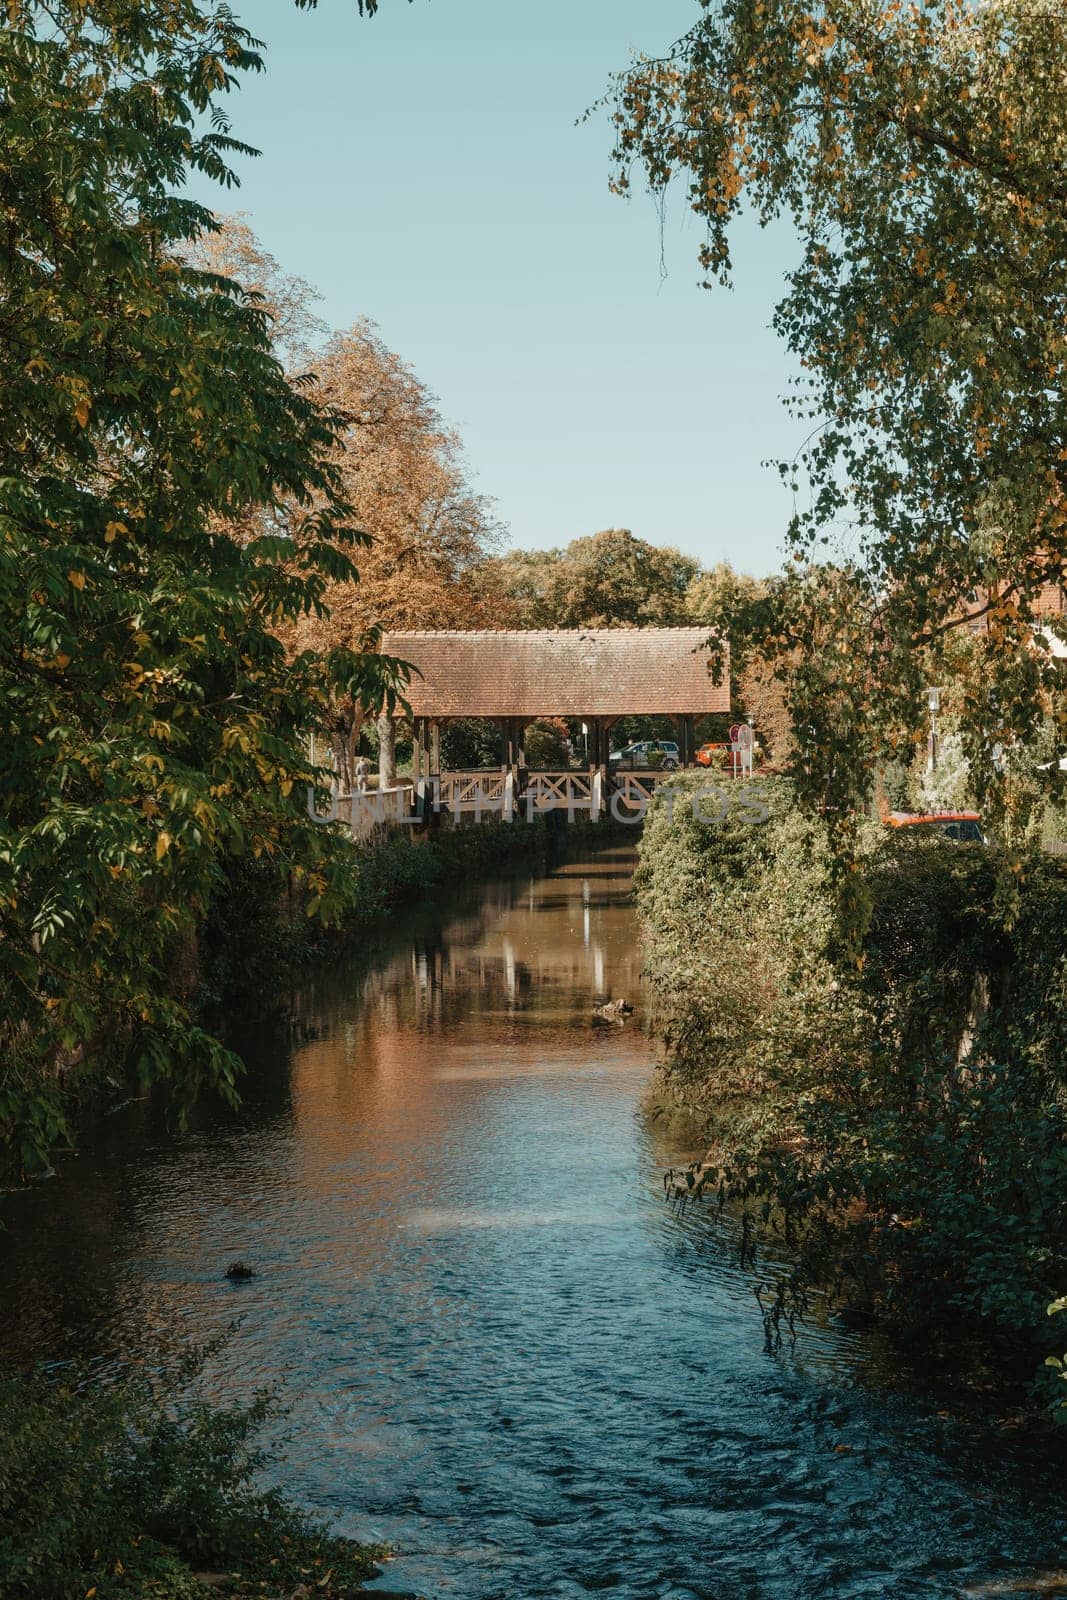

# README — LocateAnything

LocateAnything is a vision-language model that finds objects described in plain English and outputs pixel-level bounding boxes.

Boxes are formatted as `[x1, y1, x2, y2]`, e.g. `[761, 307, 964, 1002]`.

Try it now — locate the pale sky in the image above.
[188, 0, 804, 575]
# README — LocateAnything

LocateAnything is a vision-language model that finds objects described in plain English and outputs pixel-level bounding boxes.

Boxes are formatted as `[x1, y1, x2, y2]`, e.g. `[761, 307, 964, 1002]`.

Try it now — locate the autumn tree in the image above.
[182, 212, 327, 365]
[687, 563, 792, 762]
[612, 0, 1067, 828]
[180, 220, 506, 789]
[490, 528, 700, 628]
[288, 322, 506, 786]
[685, 562, 764, 631]
[0, 2, 398, 1176]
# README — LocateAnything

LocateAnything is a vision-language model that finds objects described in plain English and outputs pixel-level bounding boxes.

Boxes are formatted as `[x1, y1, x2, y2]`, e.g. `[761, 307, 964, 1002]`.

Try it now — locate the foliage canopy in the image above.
[0, 1, 400, 1174]
[489, 528, 700, 629]
[613, 0, 1067, 826]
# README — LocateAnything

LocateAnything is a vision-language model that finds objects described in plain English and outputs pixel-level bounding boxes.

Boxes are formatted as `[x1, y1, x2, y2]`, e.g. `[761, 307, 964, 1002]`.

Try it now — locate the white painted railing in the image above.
[331, 767, 674, 835]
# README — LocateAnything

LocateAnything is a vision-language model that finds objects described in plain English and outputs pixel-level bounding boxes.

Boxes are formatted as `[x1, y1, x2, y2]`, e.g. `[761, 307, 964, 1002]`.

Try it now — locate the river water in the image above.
[1, 845, 1064, 1599]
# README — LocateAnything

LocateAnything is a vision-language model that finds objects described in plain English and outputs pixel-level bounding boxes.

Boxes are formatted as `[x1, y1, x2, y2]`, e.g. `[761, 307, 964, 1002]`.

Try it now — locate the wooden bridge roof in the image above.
[381, 628, 729, 719]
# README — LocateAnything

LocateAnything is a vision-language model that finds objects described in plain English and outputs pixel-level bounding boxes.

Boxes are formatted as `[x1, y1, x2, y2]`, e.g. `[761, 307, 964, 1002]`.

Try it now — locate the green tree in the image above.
[490, 528, 700, 627]
[612, 0, 1067, 825]
[686, 562, 794, 759]
[0, 1, 399, 1176]
[685, 562, 764, 630]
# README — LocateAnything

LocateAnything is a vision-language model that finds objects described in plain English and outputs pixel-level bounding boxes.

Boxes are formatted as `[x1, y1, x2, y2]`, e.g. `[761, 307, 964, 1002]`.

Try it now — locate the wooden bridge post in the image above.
[429, 719, 442, 818]
[589, 717, 603, 822]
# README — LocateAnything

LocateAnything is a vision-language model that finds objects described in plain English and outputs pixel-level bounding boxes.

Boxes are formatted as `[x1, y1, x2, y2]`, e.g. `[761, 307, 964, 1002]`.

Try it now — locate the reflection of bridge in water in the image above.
[343, 628, 731, 831]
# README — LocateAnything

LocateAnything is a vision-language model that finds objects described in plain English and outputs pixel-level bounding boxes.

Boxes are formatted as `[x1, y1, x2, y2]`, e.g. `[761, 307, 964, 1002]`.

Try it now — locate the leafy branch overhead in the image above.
[612, 0, 1067, 826]
[296, 0, 410, 12]
[0, 2, 404, 1176]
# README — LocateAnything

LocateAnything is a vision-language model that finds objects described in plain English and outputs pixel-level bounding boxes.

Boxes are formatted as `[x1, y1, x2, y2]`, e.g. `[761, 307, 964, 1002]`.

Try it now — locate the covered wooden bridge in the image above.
[361, 627, 729, 825]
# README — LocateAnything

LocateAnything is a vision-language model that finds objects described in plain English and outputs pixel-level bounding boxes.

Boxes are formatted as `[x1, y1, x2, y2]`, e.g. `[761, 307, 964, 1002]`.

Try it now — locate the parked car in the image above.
[608, 739, 681, 771]
[695, 742, 731, 768]
[884, 810, 986, 843]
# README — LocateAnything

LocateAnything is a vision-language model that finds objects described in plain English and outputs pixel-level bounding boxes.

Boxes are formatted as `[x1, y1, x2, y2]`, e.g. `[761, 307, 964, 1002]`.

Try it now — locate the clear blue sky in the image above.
[189, 0, 802, 575]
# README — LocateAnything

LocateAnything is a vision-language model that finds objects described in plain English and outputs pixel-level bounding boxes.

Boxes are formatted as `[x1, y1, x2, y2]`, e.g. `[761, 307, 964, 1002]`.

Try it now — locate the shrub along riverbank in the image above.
[0, 1347, 389, 1600]
[637, 777, 1067, 1415]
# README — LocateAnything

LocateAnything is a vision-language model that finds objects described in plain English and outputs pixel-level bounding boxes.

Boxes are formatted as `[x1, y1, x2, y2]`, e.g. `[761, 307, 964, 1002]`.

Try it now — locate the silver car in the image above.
[608, 739, 681, 772]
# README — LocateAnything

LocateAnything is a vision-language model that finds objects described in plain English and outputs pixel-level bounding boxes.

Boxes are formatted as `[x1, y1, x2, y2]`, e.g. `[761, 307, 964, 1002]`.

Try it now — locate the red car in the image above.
[695, 742, 731, 768]
[884, 810, 986, 843]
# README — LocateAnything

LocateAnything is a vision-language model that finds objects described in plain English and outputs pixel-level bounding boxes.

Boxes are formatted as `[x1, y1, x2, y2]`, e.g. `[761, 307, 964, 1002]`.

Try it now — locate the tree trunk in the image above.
[378, 711, 396, 789]
[340, 704, 365, 793]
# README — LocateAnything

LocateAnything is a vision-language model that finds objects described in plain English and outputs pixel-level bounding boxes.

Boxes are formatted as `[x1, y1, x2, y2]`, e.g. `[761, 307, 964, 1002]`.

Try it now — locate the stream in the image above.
[0, 844, 1063, 1599]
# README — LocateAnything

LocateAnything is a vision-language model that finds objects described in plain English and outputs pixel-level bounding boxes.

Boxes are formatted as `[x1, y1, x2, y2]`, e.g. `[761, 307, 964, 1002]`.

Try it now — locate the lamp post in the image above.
[927, 686, 942, 772]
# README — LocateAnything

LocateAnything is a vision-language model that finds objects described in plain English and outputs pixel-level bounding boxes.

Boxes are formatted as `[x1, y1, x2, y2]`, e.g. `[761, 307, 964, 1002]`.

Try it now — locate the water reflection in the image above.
[0, 846, 1063, 1599]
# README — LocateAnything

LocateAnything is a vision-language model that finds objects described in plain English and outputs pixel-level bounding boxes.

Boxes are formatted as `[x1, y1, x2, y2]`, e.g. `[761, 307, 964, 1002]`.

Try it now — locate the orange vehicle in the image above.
[695, 742, 731, 768]
[884, 810, 986, 843]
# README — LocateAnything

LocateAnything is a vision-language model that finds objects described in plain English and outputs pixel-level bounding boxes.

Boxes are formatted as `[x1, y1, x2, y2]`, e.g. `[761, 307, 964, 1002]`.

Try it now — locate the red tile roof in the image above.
[381, 628, 730, 718]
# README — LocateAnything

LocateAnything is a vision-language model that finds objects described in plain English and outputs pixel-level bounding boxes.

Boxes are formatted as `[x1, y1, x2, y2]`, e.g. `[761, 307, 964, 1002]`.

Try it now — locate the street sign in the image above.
[732, 723, 754, 777]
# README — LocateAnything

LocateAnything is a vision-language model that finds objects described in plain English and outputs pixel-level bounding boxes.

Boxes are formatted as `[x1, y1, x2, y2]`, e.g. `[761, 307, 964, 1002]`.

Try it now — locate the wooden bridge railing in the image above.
[523, 771, 594, 813]
[327, 767, 675, 835]
[438, 772, 508, 814]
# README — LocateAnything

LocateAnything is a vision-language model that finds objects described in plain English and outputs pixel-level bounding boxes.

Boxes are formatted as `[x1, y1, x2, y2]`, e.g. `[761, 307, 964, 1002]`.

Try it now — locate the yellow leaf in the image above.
[74, 397, 90, 427]
[155, 832, 171, 860]
[68, 570, 86, 590]
[85, 1589, 97, 1598]
[54, 653, 71, 670]
[104, 521, 127, 543]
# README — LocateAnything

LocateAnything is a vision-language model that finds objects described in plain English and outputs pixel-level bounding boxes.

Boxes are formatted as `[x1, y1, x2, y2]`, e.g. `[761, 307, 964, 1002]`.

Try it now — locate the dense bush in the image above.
[0, 1352, 383, 1599]
[638, 776, 1067, 1403]
[332, 813, 572, 928]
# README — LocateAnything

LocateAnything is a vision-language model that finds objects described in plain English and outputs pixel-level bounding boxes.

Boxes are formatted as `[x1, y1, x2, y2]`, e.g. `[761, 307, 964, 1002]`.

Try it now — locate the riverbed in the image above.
[0, 845, 1063, 1599]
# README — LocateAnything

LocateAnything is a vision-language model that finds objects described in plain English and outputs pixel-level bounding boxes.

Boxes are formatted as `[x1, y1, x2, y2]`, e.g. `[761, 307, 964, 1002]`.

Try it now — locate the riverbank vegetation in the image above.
[637, 778, 1067, 1411]
[0, 1349, 385, 1599]
[615, 0, 1067, 1417]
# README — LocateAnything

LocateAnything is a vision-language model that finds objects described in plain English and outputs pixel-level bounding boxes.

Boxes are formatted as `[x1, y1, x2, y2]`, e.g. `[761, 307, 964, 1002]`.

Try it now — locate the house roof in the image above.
[381, 628, 729, 719]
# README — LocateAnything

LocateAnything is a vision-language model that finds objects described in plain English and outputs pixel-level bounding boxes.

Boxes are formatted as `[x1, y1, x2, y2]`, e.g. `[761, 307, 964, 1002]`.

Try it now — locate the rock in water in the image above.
[592, 997, 635, 1023]
[225, 1261, 256, 1280]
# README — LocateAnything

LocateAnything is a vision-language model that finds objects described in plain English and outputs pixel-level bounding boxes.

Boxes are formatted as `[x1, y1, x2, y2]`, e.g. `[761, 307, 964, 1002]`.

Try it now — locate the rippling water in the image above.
[1, 846, 1064, 1599]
